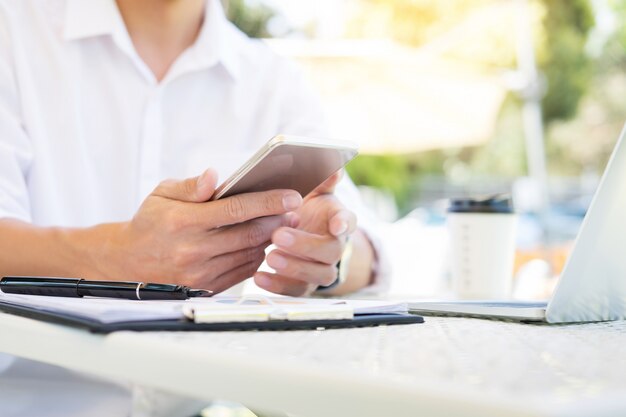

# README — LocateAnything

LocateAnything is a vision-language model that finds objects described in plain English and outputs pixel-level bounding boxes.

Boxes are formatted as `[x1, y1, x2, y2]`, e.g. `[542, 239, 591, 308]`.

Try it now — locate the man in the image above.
[0, 0, 388, 415]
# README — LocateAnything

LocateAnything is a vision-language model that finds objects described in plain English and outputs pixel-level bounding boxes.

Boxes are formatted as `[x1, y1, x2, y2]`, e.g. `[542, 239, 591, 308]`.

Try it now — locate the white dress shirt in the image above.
[0, 0, 389, 415]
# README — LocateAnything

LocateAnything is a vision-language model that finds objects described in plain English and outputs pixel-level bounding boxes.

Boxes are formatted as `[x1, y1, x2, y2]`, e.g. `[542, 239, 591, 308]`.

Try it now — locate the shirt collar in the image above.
[179, 0, 243, 81]
[63, 0, 123, 41]
[63, 0, 242, 81]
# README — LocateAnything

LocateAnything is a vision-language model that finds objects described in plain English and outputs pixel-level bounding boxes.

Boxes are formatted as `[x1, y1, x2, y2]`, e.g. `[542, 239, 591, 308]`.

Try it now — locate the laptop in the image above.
[409, 124, 626, 323]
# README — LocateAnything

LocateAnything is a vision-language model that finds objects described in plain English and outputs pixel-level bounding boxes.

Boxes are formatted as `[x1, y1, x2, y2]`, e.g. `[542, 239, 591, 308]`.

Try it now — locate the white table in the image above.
[1, 311, 625, 417]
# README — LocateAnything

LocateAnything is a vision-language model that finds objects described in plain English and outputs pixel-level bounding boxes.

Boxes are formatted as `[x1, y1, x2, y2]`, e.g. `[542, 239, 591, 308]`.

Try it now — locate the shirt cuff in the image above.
[0, 208, 31, 223]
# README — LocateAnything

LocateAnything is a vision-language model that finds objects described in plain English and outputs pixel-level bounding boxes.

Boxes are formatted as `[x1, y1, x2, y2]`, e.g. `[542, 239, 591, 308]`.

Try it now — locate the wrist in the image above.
[321, 229, 376, 296]
[316, 236, 352, 294]
[55, 222, 126, 280]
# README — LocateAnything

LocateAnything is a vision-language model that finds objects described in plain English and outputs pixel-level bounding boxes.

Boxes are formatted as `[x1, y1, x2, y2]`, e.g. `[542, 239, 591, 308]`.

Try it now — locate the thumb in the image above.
[153, 168, 218, 202]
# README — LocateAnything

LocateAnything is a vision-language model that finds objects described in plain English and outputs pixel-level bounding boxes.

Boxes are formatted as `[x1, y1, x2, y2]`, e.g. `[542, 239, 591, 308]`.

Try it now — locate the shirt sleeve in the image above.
[273, 59, 391, 295]
[0, 7, 33, 223]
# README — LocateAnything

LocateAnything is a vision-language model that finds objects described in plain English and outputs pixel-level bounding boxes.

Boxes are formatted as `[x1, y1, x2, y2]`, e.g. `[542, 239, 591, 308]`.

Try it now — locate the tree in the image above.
[538, 0, 594, 123]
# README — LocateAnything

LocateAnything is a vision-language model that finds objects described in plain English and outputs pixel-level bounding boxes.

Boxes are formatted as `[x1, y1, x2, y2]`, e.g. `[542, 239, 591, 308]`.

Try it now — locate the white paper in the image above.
[0, 292, 408, 324]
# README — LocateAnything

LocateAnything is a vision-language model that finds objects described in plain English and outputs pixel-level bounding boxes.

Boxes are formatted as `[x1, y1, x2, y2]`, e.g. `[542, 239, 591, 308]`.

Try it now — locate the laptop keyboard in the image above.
[137, 317, 626, 407]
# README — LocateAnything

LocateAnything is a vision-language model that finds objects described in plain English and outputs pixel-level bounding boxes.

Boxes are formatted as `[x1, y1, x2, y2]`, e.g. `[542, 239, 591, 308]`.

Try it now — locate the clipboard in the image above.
[0, 300, 424, 334]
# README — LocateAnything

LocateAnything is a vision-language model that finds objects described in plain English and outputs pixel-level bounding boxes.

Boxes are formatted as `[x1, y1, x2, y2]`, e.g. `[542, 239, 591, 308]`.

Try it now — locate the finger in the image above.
[201, 244, 268, 283]
[265, 249, 338, 287]
[206, 255, 263, 294]
[153, 168, 218, 203]
[271, 227, 343, 265]
[287, 211, 300, 228]
[328, 209, 357, 237]
[254, 272, 314, 297]
[201, 190, 302, 228]
[308, 170, 343, 197]
[209, 214, 294, 255]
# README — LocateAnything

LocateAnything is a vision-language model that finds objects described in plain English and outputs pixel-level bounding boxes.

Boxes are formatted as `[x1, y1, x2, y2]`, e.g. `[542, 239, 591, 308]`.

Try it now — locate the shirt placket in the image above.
[138, 86, 164, 203]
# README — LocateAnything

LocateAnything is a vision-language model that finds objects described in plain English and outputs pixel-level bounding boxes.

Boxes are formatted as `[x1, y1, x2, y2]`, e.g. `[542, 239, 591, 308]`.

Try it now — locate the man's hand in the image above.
[253, 172, 359, 296]
[93, 169, 303, 294]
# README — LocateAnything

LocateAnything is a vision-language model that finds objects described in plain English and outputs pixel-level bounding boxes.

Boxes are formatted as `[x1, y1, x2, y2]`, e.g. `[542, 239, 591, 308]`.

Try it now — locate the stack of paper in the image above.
[0, 292, 408, 324]
[184, 297, 408, 323]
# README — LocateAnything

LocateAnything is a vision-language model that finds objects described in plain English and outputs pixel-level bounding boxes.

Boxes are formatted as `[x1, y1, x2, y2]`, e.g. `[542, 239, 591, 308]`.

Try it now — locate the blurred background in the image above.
[223, 0, 626, 300]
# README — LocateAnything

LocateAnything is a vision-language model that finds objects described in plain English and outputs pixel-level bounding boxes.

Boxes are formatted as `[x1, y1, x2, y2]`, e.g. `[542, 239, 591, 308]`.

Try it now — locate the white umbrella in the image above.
[268, 38, 507, 154]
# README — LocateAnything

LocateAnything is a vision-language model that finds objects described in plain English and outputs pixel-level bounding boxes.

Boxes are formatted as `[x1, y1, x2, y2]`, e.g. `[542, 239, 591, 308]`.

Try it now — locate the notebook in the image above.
[0, 292, 422, 333]
[410, 123, 626, 324]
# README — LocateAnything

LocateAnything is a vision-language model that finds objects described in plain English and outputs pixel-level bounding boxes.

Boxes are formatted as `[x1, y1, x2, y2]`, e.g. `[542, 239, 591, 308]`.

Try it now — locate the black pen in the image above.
[0, 276, 212, 300]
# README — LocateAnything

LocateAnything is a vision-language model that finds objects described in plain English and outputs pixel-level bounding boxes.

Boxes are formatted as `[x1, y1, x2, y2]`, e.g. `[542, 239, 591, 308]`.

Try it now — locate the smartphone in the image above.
[211, 135, 359, 200]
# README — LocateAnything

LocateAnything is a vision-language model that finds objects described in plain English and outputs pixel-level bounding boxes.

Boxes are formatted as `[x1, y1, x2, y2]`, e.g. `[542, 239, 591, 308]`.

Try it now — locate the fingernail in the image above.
[336, 220, 348, 235]
[283, 192, 302, 210]
[197, 170, 211, 192]
[274, 230, 295, 247]
[268, 253, 287, 270]
[255, 273, 272, 288]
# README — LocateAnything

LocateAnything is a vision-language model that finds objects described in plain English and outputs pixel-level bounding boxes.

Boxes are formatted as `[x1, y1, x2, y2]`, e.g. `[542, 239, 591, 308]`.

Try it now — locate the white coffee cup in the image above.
[447, 195, 517, 299]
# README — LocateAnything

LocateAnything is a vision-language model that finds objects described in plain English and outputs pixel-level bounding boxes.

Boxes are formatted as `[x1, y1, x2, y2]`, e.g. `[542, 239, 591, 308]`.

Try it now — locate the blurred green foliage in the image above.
[543, 0, 626, 175]
[597, 0, 626, 70]
[346, 155, 414, 210]
[224, 0, 275, 38]
[346, 151, 447, 212]
[538, 0, 594, 122]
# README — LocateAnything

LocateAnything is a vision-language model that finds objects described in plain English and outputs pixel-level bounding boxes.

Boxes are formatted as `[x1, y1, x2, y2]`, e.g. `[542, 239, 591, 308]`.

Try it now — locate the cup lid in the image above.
[448, 194, 514, 214]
